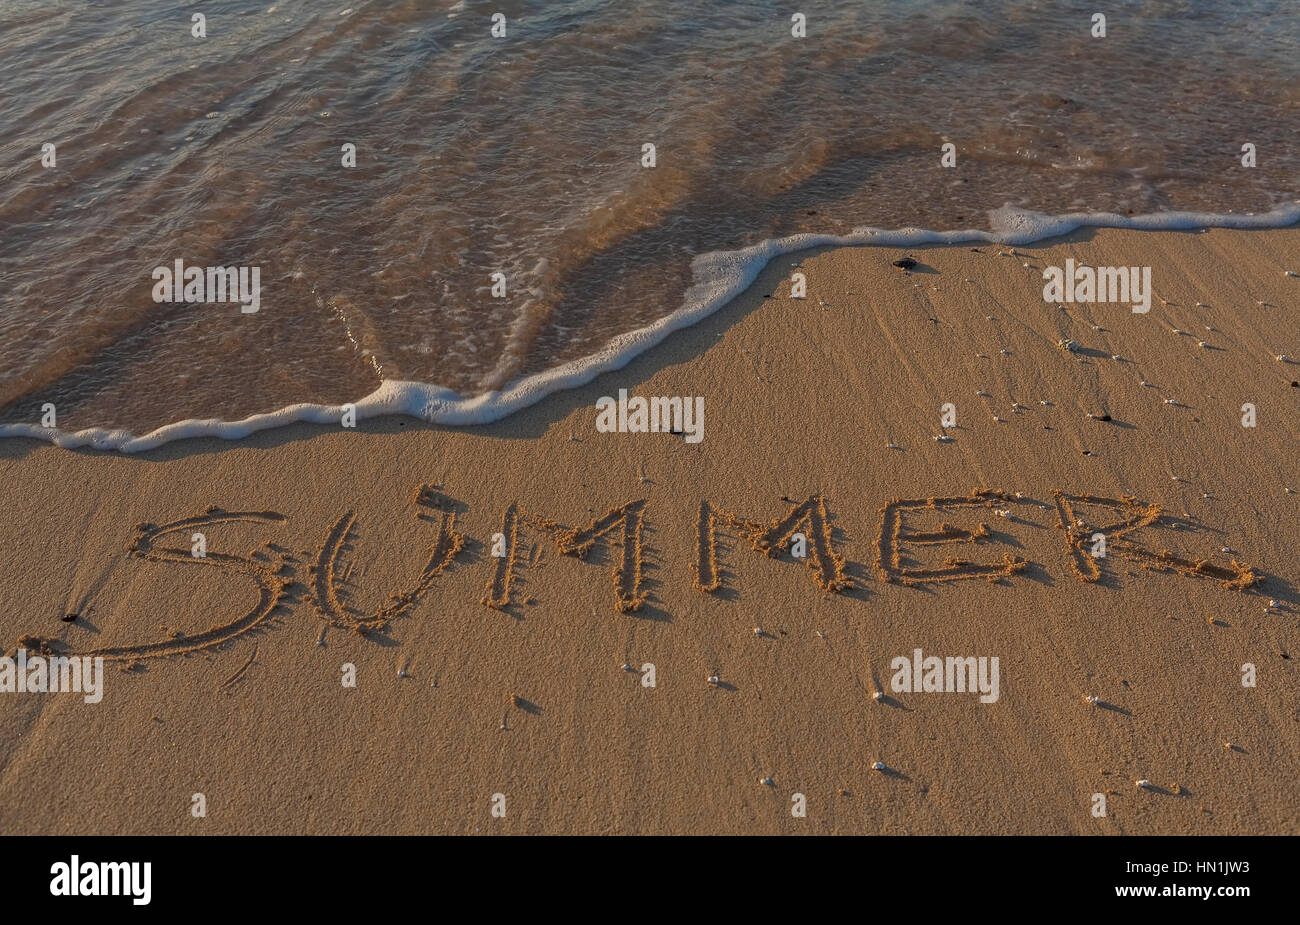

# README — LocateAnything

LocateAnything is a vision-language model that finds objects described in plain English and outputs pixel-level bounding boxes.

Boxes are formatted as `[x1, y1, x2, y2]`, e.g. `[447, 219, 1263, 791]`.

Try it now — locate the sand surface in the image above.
[2, 226, 1297, 835]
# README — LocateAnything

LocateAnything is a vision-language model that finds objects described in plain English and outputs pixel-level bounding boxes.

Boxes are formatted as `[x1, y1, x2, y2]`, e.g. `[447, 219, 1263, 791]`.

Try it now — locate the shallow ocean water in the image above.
[1, 0, 1297, 439]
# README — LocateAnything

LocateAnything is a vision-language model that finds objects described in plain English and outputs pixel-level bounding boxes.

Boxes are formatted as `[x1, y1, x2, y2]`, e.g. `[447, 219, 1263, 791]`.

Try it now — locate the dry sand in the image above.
[1, 226, 1298, 835]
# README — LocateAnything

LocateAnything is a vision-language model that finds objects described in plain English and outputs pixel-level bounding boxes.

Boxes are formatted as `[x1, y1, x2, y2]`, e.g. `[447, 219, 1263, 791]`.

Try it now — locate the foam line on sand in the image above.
[4, 202, 1298, 453]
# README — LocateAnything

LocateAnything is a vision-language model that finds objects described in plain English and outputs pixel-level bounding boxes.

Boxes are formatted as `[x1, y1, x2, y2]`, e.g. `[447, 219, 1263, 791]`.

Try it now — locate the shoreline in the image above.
[4, 203, 1299, 455]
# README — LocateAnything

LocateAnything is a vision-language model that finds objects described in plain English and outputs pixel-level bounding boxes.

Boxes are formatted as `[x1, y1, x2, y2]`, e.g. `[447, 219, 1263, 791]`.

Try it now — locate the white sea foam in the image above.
[5, 203, 1298, 454]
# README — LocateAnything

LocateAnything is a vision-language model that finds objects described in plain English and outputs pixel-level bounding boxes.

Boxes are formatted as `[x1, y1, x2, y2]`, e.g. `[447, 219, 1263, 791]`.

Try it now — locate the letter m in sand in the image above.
[694, 495, 850, 595]
[483, 500, 648, 613]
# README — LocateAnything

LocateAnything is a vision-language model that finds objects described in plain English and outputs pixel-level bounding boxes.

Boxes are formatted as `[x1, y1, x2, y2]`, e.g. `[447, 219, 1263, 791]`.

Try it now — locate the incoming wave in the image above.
[3, 202, 1298, 453]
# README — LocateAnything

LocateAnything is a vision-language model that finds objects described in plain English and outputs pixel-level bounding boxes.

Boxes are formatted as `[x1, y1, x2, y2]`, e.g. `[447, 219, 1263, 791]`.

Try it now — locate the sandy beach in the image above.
[2, 225, 1297, 835]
